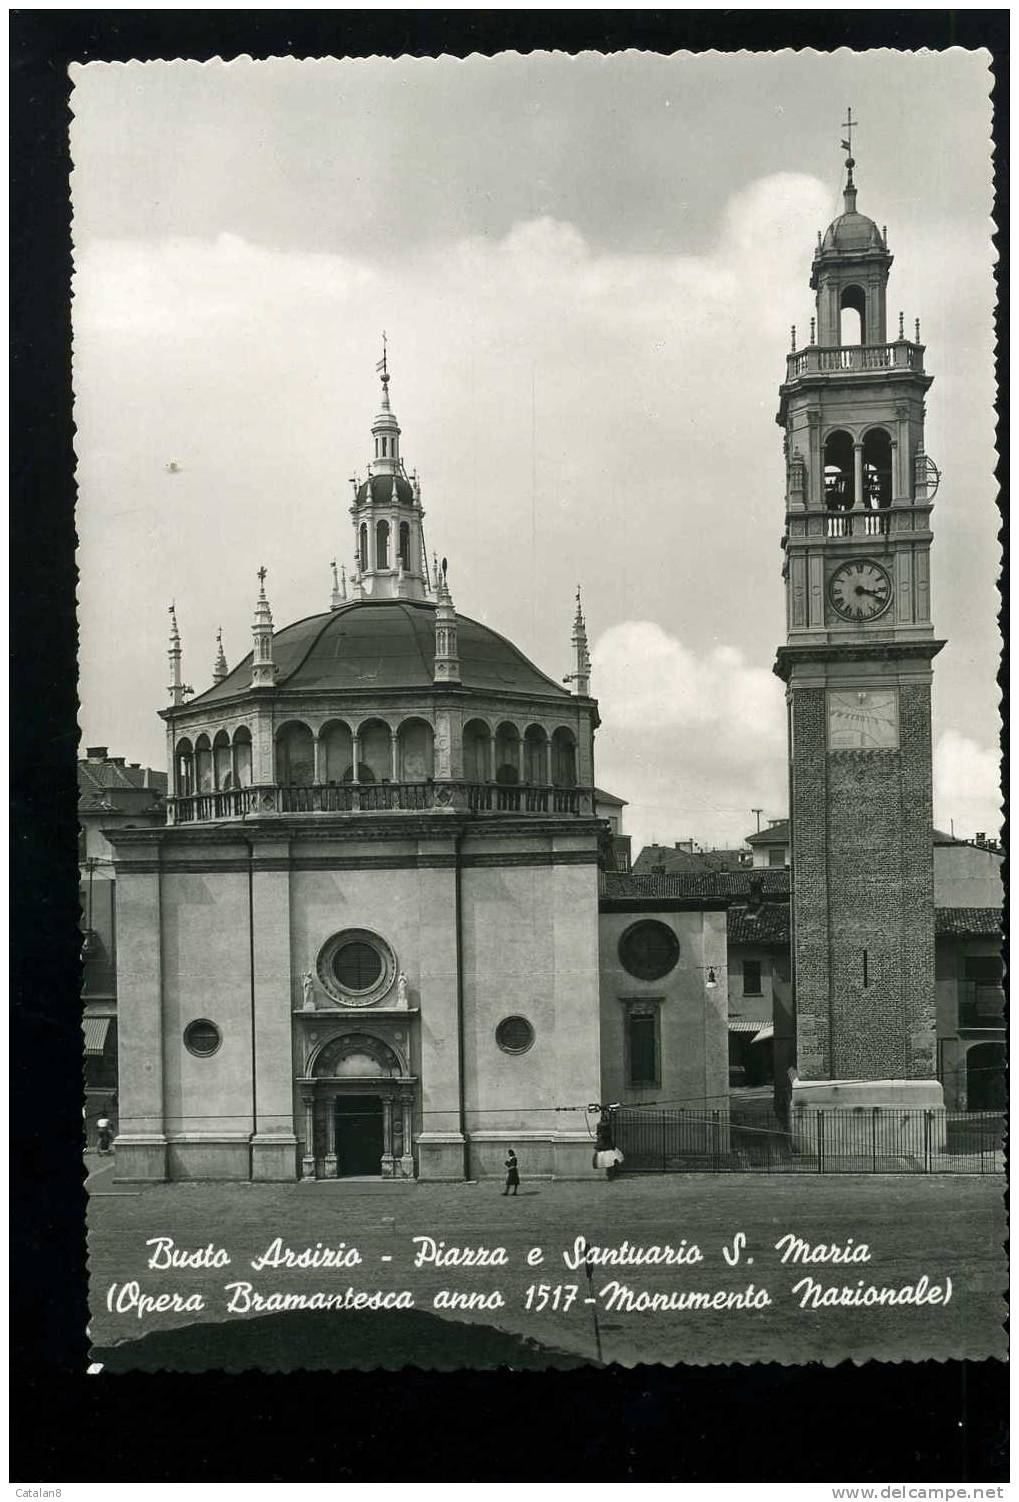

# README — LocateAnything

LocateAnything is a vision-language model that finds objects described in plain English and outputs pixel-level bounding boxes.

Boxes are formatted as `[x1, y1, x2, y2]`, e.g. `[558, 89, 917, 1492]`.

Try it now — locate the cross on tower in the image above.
[257, 565, 267, 586]
[841, 106, 856, 168]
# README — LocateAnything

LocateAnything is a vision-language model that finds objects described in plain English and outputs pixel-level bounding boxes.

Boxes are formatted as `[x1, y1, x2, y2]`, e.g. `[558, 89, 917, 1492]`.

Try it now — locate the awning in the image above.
[83, 1017, 112, 1055]
[751, 1023, 774, 1044]
[728, 1017, 768, 1034]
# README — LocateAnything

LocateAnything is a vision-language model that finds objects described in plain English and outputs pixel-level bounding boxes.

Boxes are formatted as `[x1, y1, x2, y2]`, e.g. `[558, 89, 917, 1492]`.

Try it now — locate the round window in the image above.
[618, 920, 680, 980]
[496, 1015, 535, 1054]
[332, 940, 383, 993]
[183, 1019, 221, 1058]
[316, 929, 396, 1008]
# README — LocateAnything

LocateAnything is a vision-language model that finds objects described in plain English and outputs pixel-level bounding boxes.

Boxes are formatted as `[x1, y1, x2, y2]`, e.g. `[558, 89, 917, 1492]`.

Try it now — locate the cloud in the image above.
[71, 166, 998, 820]
[591, 621, 787, 851]
[934, 730, 1001, 841]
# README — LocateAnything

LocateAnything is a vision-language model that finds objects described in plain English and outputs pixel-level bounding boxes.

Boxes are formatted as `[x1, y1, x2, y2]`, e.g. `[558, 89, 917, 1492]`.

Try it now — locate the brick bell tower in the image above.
[774, 116, 945, 1113]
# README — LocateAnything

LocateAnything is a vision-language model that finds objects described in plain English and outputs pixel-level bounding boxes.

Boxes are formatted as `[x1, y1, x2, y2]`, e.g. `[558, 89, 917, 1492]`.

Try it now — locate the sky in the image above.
[70, 50, 1000, 851]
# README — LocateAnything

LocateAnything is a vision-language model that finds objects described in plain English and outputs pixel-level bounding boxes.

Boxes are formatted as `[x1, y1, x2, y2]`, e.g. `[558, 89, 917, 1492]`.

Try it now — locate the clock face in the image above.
[828, 559, 893, 622]
[827, 689, 899, 750]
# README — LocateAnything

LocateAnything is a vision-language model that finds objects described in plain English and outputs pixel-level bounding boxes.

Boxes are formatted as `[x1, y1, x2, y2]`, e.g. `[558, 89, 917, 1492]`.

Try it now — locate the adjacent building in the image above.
[79, 747, 167, 1145]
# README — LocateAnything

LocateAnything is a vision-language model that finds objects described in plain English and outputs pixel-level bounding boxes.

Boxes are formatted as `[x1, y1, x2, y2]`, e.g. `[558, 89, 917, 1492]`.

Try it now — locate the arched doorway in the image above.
[301, 1031, 417, 1179]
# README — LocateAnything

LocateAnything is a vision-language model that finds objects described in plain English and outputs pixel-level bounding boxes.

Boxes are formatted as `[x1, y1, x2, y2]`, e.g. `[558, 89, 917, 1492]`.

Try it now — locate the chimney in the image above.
[85, 746, 108, 761]
[109, 757, 126, 767]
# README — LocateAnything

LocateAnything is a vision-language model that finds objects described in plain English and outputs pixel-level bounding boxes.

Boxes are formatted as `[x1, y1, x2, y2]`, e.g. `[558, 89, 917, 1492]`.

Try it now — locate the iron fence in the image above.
[614, 1106, 1003, 1175]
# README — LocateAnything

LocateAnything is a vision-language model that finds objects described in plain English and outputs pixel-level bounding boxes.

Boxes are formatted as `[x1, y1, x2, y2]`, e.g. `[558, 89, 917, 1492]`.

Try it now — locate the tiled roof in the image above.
[747, 819, 789, 846]
[633, 846, 752, 875]
[727, 903, 790, 946]
[935, 907, 1003, 938]
[79, 761, 166, 811]
[600, 868, 791, 902]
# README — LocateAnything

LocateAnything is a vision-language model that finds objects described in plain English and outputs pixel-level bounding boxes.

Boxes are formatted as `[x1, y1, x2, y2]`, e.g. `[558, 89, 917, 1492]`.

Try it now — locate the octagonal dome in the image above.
[189, 597, 572, 705]
[356, 473, 416, 506]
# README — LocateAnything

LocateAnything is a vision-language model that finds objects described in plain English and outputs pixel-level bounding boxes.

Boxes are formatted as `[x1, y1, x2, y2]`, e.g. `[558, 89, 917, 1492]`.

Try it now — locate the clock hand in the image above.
[854, 586, 887, 598]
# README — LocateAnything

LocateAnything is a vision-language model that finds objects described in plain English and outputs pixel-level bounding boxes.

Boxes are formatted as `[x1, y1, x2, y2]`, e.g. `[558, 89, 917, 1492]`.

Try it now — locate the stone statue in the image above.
[301, 970, 316, 1011]
[396, 971, 409, 1009]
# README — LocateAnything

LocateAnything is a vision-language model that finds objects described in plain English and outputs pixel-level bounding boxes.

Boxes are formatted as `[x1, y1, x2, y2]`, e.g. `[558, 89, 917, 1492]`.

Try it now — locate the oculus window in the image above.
[496, 1015, 535, 1054]
[618, 920, 680, 981]
[183, 1019, 222, 1058]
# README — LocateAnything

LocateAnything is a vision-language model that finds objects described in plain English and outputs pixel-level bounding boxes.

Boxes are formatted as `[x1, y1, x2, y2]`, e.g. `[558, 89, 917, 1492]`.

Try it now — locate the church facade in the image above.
[109, 358, 729, 1182]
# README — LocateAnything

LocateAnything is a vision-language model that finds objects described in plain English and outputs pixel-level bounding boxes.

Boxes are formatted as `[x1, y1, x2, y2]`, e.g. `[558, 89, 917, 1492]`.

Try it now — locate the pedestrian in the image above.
[502, 1148, 520, 1196]
[96, 1115, 113, 1155]
[593, 1113, 624, 1180]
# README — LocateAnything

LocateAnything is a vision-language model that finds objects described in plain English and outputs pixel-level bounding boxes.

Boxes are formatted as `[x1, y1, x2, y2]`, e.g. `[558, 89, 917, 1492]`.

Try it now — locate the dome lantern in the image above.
[348, 340, 429, 603]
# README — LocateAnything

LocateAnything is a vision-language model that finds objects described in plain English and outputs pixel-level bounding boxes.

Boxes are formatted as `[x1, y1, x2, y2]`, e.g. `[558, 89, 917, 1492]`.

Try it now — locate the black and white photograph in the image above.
[68, 44, 1005, 1379]
[12, 23, 1006, 1479]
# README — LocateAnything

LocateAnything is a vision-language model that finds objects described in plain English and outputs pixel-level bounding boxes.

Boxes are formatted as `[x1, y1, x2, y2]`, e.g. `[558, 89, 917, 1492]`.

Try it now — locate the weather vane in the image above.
[376, 330, 389, 385]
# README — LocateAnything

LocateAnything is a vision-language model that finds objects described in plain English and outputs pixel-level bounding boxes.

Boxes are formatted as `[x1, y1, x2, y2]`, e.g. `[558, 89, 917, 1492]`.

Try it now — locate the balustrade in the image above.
[786, 340, 923, 380]
[168, 780, 594, 824]
[825, 509, 892, 539]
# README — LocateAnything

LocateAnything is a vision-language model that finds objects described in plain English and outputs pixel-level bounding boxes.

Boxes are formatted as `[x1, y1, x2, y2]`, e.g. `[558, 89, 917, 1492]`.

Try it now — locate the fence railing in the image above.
[168, 781, 595, 823]
[614, 1107, 1003, 1175]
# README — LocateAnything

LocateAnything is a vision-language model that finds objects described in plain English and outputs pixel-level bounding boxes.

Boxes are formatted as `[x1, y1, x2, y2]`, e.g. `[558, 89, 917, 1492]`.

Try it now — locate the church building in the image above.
[109, 355, 730, 1182]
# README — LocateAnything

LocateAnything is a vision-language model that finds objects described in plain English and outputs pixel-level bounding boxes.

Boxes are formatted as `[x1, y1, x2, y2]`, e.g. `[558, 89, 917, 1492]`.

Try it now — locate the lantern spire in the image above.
[250, 567, 276, 687]
[432, 557, 461, 685]
[564, 586, 592, 696]
[167, 602, 188, 705]
[212, 626, 228, 684]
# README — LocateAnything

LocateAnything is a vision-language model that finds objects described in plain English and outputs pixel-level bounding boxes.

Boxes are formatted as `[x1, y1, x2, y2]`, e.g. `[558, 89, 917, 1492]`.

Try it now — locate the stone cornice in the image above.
[773, 639, 946, 682]
[160, 681, 594, 725]
[599, 896, 730, 914]
[113, 848, 602, 876]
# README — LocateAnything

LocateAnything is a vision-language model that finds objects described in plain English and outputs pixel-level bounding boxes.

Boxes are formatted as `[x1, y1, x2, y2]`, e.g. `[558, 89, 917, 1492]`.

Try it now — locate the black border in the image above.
[11, 9, 1008, 1483]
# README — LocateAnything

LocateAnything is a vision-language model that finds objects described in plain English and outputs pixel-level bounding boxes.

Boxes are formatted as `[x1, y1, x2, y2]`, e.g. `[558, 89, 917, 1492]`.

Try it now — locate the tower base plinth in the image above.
[790, 1078, 947, 1159]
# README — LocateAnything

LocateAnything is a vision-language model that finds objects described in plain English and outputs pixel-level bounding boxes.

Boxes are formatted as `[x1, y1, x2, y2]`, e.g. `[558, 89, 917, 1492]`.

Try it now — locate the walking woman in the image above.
[502, 1148, 520, 1196]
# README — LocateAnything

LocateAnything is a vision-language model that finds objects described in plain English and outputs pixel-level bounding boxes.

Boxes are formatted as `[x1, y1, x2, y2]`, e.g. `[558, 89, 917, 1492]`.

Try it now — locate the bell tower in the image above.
[775, 116, 945, 1108]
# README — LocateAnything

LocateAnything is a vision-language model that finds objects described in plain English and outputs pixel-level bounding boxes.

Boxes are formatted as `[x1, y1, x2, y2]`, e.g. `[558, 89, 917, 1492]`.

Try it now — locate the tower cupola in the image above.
[810, 109, 892, 346]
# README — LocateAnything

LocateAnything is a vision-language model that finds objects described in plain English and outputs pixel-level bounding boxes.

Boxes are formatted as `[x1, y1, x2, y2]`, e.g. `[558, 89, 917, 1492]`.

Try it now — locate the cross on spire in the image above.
[840, 106, 858, 209]
[257, 565, 267, 587]
[841, 106, 856, 162]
